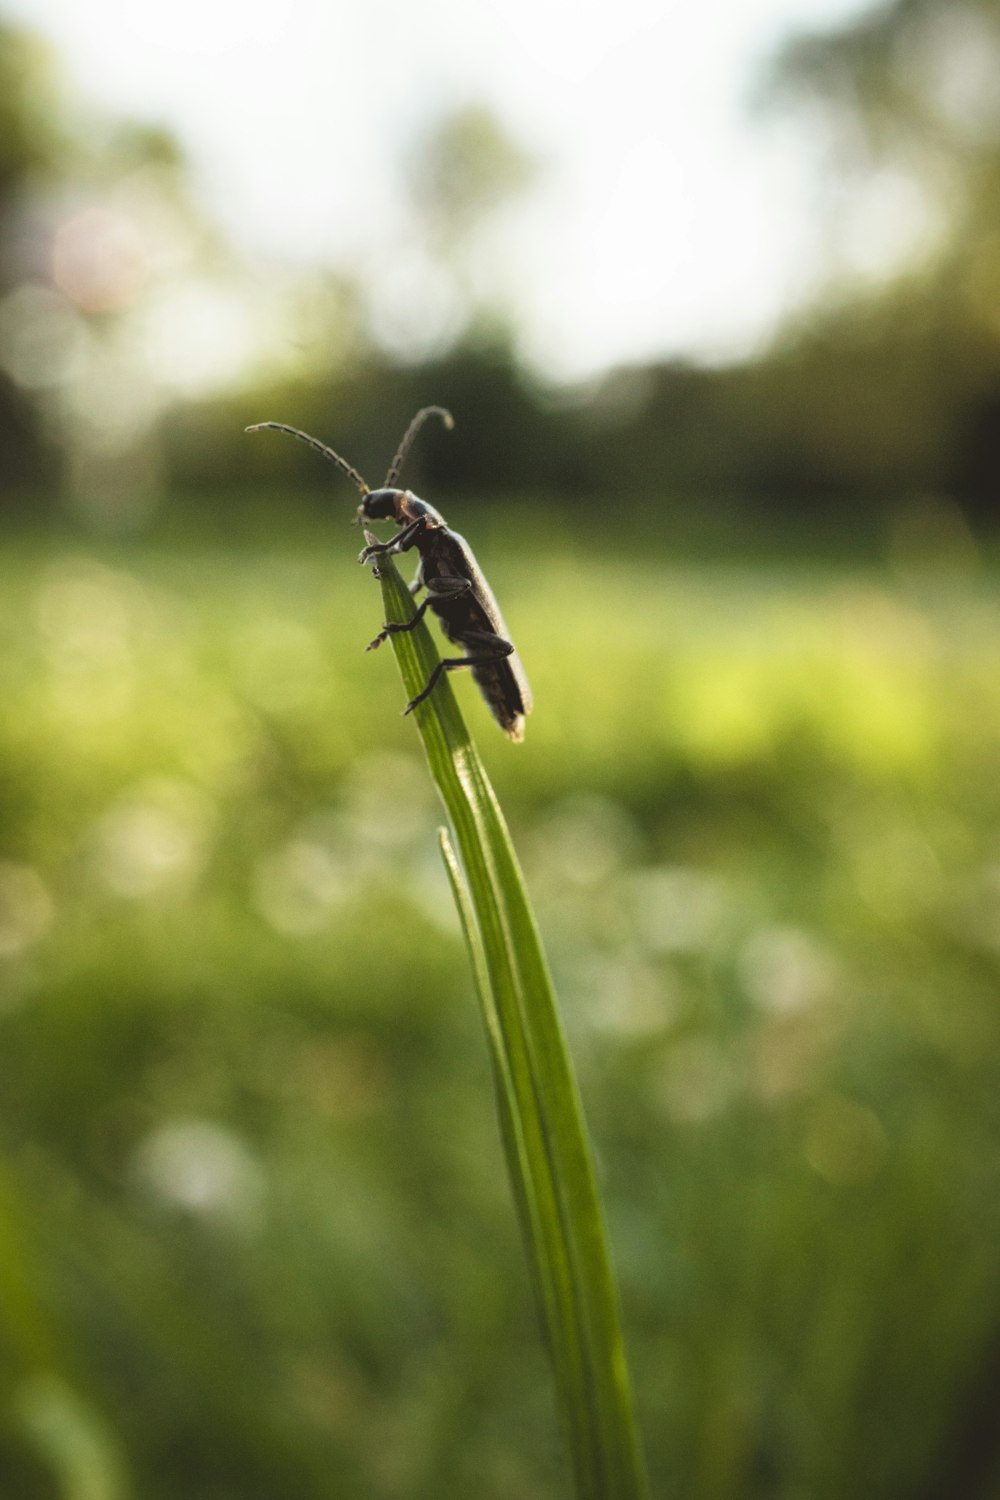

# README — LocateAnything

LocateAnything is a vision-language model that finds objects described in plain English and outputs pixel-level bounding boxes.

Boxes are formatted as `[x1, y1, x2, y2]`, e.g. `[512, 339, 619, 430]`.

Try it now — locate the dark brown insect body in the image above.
[245, 408, 532, 741]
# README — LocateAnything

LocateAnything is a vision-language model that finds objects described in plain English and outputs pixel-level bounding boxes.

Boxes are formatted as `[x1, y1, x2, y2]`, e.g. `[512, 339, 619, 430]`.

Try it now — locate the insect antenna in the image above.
[383, 406, 454, 488]
[245, 422, 371, 497]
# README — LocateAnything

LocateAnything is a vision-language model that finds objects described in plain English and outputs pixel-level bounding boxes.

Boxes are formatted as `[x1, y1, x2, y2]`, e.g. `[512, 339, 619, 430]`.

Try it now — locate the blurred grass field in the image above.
[2, 513, 1000, 1500]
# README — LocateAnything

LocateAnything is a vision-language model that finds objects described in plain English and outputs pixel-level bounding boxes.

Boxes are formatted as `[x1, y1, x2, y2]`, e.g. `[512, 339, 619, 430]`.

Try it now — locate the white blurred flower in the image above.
[630, 865, 728, 955]
[253, 837, 348, 935]
[739, 926, 838, 1014]
[133, 1118, 264, 1224]
[90, 779, 215, 898]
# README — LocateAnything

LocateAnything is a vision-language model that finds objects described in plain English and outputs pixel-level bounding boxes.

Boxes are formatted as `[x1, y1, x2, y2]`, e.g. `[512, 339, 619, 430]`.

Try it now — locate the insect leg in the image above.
[365, 577, 472, 652]
[403, 629, 515, 716]
[358, 516, 427, 564]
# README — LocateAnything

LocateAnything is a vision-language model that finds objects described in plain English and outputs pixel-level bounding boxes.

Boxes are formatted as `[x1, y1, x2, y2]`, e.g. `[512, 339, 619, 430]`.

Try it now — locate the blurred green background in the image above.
[3, 2, 1000, 1497]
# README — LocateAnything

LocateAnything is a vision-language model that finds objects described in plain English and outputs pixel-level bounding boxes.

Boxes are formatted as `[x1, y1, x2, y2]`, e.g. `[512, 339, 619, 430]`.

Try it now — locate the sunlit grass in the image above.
[1, 525, 1000, 1498]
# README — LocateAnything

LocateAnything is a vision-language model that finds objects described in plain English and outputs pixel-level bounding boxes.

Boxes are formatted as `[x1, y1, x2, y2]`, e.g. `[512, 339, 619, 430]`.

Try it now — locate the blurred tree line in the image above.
[0, 21, 61, 490]
[2, 0, 1000, 531]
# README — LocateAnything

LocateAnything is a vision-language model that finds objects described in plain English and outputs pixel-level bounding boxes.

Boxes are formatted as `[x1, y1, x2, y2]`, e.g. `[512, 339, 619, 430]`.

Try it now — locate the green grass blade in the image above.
[437, 825, 548, 1328]
[367, 544, 649, 1500]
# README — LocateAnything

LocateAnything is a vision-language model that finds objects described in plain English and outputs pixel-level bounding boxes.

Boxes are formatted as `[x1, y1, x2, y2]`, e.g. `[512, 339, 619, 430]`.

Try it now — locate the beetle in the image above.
[245, 407, 532, 741]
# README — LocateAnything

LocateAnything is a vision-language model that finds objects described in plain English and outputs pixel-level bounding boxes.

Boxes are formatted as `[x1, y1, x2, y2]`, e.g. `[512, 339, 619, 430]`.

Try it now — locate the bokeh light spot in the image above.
[52, 207, 147, 312]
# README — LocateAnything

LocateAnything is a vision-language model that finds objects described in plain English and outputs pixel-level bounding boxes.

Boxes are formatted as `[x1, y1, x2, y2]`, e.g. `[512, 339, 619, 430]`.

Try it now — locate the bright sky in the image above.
[8, 0, 874, 378]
